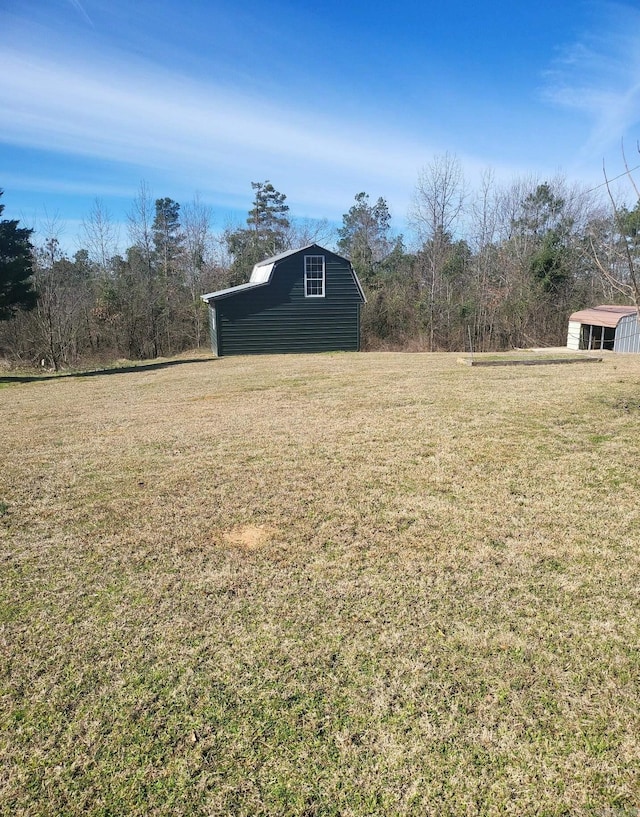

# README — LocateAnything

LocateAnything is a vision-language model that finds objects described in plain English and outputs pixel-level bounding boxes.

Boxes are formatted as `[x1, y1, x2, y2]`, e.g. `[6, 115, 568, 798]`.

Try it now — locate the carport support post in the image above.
[588, 325, 593, 350]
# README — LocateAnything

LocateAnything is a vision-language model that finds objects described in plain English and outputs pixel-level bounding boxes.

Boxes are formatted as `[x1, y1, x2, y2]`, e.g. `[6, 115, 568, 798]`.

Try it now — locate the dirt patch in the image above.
[223, 524, 274, 550]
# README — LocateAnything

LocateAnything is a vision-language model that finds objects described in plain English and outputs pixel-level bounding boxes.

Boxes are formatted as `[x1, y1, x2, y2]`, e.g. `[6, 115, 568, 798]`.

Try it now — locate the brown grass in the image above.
[1, 350, 640, 815]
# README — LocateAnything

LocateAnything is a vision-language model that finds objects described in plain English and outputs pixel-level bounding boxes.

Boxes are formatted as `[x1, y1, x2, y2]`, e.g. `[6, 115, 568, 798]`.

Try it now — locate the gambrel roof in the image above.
[201, 244, 365, 303]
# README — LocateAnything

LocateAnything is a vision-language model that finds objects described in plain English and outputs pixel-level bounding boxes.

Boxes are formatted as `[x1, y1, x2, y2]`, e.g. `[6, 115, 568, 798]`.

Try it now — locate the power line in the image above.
[584, 164, 640, 195]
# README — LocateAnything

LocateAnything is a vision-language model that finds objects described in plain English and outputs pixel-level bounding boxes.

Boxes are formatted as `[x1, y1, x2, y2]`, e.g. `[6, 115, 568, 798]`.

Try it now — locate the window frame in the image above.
[304, 255, 325, 298]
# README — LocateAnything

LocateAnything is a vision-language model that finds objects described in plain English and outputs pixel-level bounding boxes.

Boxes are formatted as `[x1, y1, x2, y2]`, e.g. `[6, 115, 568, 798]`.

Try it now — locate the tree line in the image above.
[1, 157, 639, 368]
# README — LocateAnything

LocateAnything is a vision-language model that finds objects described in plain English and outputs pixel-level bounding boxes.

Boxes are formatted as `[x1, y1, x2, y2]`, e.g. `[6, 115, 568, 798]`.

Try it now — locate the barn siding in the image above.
[213, 250, 363, 356]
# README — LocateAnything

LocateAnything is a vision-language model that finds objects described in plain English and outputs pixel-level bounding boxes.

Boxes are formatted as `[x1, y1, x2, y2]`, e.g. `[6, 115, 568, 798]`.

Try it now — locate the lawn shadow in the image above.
[0, 357, 217, 384]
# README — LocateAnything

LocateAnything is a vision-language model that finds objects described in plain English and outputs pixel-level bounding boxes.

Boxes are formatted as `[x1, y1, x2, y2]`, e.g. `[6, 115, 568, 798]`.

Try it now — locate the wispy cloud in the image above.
[66, 0, 94, 27]
[0, 27, 537, 227]
[0, 43, 433, 218]
[0, 173, 133, 200]
[4, 0, 600, 238]
[542, 3, 640, 161]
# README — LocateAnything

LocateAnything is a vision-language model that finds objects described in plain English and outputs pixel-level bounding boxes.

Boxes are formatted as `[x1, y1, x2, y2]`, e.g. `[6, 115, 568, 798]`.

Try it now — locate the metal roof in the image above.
[569, 304, 637, 328]
[201, 281, 268, 302]
[252, 244, 319, 268]
[201, 244, 366, 303]
[248, 244, 330, 285]
[202, 247, 321, 301]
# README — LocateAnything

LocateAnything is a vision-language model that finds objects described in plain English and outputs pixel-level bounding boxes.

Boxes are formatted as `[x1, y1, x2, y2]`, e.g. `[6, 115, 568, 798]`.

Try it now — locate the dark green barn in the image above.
[201, 244, 366, 356]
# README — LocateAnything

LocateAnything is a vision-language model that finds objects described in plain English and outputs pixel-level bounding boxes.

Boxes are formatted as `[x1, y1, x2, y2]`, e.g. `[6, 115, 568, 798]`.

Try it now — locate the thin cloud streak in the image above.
[542, 3, 640, 161]
[0, 173, 135, 200]
[0, 47, 425, 192]
[0, 41, 535, 226]
[6, 2, 633, 237]
[66, 0, 94, 27]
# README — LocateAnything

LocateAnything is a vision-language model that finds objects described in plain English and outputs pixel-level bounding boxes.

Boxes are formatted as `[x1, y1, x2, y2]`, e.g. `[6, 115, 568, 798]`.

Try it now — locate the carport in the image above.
[567, 305, 640, 352]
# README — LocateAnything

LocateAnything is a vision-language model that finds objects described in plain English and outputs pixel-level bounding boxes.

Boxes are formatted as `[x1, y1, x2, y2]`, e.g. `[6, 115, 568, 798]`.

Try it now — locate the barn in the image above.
[201, 244, 366, 356]
[567, 304, 640, 352]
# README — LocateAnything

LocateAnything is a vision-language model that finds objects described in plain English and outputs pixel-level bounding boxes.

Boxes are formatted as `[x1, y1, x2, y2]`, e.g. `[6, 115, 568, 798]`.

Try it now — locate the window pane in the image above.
[305, 255, 325, 297]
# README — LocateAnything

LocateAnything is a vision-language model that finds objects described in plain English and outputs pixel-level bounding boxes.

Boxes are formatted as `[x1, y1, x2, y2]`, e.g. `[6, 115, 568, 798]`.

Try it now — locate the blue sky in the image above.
[2, 0, 640, 251]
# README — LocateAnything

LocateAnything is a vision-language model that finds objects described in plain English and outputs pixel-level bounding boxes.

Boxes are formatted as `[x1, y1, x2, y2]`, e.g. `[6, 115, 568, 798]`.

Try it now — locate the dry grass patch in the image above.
[1, 350, 640, 815]
[223, 524, 275, 551]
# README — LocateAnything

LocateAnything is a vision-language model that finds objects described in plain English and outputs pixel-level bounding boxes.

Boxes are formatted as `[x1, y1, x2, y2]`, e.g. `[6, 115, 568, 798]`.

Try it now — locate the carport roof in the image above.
[569, 304, 637, 328]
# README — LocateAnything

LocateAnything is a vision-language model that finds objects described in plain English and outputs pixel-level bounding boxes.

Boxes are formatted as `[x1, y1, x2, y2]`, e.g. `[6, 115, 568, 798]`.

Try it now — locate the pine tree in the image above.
[0, 190, 37, 320]
[225, 181, 290, 284]
[153, 197, 183, 278]
[337, 192, 396, 286]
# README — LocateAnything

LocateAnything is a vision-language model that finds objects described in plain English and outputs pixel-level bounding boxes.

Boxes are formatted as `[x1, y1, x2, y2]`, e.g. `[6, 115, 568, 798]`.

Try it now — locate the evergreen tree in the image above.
[225, 181, 290, 284]
[247, 181, 290, 240]
[511, 183, 574, 293]
[337, 192, 398, 286]
[150, 197, 189, 355]
[0, 190, 37, 320]
[512, 182, 569, 237]
[153, 197, 183, 277]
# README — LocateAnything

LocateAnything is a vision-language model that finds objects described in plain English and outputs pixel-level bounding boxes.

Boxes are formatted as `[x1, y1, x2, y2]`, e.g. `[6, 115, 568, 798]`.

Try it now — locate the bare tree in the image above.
[409, 153, 467, 349]
[589, 145, 640, 312]
[123, 181, 163, 356]
[287, 217, 335, 250]
[466, 169, 502, 350]
[127, 181, 155, 270]
[181, 194, 215, 347]
[410, 153, 467, 245]
[29, 238, 91, 370]
[80, 198, 120, 276]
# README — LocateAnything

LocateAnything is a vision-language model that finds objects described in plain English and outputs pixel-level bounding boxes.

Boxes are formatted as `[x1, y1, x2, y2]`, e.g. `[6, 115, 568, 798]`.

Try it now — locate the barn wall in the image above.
[216, 252, 362, 356]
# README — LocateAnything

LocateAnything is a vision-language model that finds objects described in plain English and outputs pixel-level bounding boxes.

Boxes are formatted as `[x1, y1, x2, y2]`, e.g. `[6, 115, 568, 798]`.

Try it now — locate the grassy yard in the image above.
[1, 351, 639, 816]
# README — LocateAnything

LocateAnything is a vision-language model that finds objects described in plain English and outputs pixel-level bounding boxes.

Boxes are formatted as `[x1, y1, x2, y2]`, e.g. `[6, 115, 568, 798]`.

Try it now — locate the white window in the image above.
[304, 255, 325, 297]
